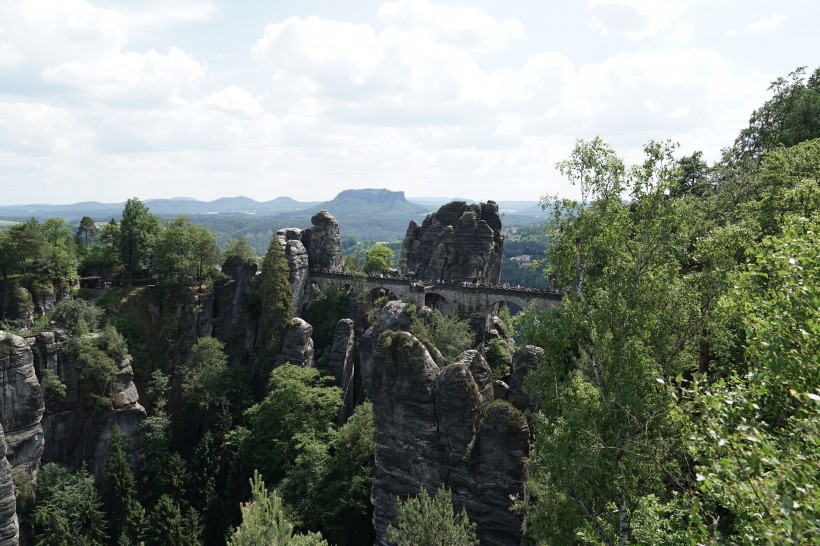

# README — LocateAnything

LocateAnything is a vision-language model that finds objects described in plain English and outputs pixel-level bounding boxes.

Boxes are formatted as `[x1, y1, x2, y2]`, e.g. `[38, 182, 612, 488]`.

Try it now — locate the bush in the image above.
[51, 297, 103, 333]
[386, 487, 478, 546]
[484, 338, 512, 380]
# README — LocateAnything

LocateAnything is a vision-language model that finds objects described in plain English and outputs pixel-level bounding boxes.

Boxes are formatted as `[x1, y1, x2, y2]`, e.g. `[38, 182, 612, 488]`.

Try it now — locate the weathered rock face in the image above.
[371, 328, 530, 546]
[276, 229, 311, 317]
[0, 423, 18, 546]
[0, 332, 44, 485]
[357, 301, 414, 399]
[274, 318, 314, 368]
[401, 201, 504, 285]
[304, 211, 342, 271]
[0, 280, 67, 329]
[34, 330, 146, 481]
[508, 345, 544, 412]
[328, 319, 356, 419]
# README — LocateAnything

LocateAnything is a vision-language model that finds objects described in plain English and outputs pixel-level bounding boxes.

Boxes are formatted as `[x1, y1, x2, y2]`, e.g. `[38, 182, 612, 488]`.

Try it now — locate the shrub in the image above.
[51, 298, 103, 333]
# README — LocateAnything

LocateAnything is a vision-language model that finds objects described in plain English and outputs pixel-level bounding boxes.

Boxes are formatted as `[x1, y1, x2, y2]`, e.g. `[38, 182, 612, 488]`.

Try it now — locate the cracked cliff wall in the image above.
[401, 201, 504, 285]
[371, 327, 530, 546]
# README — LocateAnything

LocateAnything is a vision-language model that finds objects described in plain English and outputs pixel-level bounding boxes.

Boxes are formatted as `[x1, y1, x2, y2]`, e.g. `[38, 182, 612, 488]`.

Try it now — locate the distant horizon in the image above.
[0, 190, 543, 209]
[2, 0, 815, 206]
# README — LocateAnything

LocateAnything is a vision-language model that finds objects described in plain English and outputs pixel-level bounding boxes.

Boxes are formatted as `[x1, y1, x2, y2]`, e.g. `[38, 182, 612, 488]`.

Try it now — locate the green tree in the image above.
[119, 197, 160, 286]
[386, 487, 478, 546]
[0, 229, 18, 278]
[228, 471, 329, 546]
[104, 426, 144, 545]
[410, 310, 474, 361]
[242, 364, 342, 486]
[363, 244, 394, 274]
[224, 236, 256, 262]
[733, 66, 820, 161]
[687, 216, 820, 544]
[280, 402, 375, 546]
[32, 463, 108, 546]
[256, 238, 293, 358]
[181, 336, 230, 412]
[154, 216, 220, 290]
[524, 138, 701, 545]
[8, 218, 46, 275]
[145, 494, 202, 546]
[76, 215, 98, 248]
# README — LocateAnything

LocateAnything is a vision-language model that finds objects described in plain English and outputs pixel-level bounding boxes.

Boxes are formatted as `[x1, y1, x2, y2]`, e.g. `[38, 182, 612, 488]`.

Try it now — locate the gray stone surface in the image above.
[305, 211, 342, 271]
[371, 328, 531, 546]
[401, 201, 504, 285]
[276, 230, 310, 317]
[35, 330, 145, 481]
[508, 345, 544, 412]
[274, 318, 315, 368]
[0, 424, 18, 546]
[0, 331, 44, 485]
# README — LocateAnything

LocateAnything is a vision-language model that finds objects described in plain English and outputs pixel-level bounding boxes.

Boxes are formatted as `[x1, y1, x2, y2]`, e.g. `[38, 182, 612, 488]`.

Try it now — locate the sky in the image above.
[0, 0, 817, 205]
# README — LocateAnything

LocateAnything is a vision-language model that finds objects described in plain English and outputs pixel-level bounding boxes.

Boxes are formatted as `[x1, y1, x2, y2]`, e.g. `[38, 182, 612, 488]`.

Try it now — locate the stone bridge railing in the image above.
[309, 268, 561, 314]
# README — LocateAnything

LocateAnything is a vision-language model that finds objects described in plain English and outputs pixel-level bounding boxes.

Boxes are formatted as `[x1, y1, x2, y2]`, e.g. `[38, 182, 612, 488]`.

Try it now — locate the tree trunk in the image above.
[619, 495, 630, 546]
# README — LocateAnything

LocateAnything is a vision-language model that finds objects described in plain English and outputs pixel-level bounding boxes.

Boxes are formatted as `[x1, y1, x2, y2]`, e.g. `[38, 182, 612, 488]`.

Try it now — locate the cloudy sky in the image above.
[0, 0, 816, 205]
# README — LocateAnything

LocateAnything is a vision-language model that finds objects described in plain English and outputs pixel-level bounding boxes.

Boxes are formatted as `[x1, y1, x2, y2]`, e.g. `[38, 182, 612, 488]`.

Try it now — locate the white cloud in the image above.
[667, 22, 694, 42]
[42, 47, 206, 104]
[587, 0, 688, 39]
[116, 0, 218, 39]
[378, 0, 523, 52]
[0, 101, 94, 154]
[726, 13, 787, 37]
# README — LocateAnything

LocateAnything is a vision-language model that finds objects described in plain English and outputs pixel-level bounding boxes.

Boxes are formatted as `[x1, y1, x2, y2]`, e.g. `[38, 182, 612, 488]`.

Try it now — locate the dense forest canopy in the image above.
[0, 65, 817, 546]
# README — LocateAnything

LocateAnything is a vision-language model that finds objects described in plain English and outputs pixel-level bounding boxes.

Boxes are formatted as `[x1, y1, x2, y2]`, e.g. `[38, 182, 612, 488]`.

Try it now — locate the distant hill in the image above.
[0, 195, 320, 221]
[0, 189, 547, 243]
[271, 189, 430, 241]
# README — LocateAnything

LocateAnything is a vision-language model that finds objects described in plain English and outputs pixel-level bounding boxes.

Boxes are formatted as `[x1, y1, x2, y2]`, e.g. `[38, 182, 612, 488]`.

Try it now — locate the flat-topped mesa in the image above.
[401, 201, 504, 285]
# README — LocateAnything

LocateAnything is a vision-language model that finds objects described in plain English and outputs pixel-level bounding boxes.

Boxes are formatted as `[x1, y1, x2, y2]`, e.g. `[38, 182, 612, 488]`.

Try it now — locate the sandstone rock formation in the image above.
[274, 318, 314, 368]
[0, 423, 18, 546]
[508, 345, 544, 412]
[34, 330, 146, 480]
[276, 211, 343, 317]
[276, 228, 310, 317]
[0, 331, 44, 485]
[401, 201, 504, 285]
[371, 327, 530, 546]
[328, 318, 356, 419]
[304, 211, 342, 271]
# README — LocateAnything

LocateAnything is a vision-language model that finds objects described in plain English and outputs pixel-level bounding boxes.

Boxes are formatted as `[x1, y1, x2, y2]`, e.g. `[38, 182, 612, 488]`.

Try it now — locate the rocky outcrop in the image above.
[371, 331, 443, 538]
[276, 229, 311, 317]
[371, 328, 529, 546]
[304, 211, 342, 271]
[274, 318, 314, 368]
[34, 330, 145, 481]
[357, 301, 414, 399]
[508, 345, 543, 412]
[401, 201, 503, 285]
[329, 319, 356, 419]
[0, 423, 18, 546]
[0, 332, 44, 485]
[217, 256, 259, 347]
[0, 280, 67, 329]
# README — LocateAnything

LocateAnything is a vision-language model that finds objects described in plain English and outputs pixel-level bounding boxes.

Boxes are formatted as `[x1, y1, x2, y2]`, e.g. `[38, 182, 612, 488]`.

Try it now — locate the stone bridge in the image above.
[309, 269, 561, 315]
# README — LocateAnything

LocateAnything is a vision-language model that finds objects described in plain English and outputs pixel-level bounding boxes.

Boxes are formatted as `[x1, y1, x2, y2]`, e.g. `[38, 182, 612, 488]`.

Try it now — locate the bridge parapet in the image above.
[308, 268, 562, 313]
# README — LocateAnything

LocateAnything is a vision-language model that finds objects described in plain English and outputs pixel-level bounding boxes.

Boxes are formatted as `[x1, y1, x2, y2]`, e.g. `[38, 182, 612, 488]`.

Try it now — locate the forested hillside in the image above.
[0, 66, 817, 546]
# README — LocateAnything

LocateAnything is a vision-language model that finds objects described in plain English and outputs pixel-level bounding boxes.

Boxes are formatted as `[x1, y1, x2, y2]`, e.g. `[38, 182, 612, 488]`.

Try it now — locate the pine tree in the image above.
[104, 426, 143, 544]
[256, 237, 293, 372]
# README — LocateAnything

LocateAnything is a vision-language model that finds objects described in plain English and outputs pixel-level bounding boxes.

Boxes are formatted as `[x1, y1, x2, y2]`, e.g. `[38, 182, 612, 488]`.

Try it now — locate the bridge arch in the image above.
[488, 299, 524, 316]
[424, 292, 452, 314]
[367, 286, 399, 309]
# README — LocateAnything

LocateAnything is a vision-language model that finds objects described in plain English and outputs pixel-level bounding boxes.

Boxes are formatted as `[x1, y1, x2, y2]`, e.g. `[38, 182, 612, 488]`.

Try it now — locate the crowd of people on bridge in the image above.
[309, 267, 560, 295]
